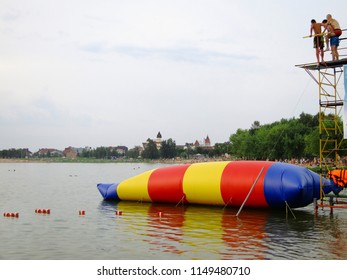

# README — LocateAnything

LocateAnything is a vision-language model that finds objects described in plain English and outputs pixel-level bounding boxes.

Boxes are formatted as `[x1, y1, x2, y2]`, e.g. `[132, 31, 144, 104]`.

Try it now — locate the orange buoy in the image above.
[35, 208, 51, 214]
[3, 212, 19, 218]
[115, 210, 123, 215]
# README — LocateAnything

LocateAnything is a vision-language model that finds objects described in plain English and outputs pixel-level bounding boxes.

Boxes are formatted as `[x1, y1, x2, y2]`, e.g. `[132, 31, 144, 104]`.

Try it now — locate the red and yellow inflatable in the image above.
[97, 161, 340, 209]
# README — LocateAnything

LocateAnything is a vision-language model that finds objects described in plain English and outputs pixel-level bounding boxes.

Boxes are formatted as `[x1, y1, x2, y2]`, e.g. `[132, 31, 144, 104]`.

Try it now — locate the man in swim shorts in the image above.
[310, 19, 325, 63]
[322, 19, 331, 51]
[326, 14, 342, 60]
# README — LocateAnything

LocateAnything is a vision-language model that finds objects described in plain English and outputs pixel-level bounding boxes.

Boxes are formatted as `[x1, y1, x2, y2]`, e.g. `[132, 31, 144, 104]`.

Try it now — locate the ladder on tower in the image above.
[296, 32, 347, 210]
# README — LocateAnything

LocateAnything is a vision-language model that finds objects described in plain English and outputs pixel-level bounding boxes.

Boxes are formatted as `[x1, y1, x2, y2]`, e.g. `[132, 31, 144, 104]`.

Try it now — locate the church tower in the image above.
[156, 132, 162, 149]
[204, 135, 211, 146]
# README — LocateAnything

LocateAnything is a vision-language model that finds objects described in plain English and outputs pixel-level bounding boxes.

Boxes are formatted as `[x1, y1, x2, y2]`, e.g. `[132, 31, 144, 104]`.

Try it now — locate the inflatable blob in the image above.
[97, 161, 339, 209]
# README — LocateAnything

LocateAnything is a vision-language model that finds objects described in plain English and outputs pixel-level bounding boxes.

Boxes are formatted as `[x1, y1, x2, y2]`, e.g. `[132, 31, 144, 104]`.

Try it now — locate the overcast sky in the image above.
[1, 0, 347, 152]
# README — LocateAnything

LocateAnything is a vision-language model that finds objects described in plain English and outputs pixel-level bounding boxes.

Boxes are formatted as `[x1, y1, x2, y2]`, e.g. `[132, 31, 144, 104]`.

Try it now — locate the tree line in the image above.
[0, 148, 31, 159]
[229, 112, 346, 161]
[1, 112, 346, 161]
[134, 138, 229, 160]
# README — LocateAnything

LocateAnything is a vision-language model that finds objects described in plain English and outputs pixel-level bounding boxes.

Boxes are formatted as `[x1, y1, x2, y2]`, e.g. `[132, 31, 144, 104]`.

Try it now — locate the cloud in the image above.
[79, 41, 108, 54]
[115, 45, 258, 63]
[79, 41, 258, 65]
[1, 8, 21, 21]
[0, 95, 92, 128]
[1, 0, 347, 152]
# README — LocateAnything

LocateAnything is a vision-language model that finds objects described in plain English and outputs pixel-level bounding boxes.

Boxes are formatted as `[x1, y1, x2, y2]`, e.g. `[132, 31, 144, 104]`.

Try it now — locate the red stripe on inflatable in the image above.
[220, 161, 273, 207]
[148, 164, 191, 203]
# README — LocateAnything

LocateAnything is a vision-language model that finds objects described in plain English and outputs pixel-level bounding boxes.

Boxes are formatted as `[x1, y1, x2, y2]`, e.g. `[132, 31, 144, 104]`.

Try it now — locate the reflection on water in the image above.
[97, 200, 347, 260]
[0, 163, 347, 260]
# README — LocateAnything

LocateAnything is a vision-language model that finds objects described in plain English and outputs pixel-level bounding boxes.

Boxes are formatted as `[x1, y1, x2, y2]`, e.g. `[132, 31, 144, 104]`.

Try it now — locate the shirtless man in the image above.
[322, 19, 331, 51]
[326, 14, 342, 60]
[310, 19, 324, 63]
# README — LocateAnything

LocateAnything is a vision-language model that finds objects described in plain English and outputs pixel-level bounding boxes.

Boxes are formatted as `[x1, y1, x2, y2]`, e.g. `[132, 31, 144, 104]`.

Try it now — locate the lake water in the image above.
[1, 162, 347, 260]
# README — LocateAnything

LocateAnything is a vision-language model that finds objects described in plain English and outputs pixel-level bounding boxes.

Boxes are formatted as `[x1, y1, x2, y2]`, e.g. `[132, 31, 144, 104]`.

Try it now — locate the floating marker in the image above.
[35, 208, 51, 214]
[3, 212, 19, 218]
[79, 210, 85, 215]
[115, 210, 123, 215]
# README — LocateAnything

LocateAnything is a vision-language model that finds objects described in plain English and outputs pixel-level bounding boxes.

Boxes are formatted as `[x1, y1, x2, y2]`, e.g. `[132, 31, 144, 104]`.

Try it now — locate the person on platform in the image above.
[322, 19, 331, 52]
[325, 14, 342, 60]
[310, 19, 325, 63]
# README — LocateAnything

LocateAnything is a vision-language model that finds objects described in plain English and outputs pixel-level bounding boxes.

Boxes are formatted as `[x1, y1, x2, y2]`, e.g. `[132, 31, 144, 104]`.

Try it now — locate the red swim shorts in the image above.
[334, 29, 342, 36]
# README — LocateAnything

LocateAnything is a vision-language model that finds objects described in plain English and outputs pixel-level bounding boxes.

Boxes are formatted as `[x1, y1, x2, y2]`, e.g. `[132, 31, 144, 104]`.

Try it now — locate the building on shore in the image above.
[36, 148, 63, 157]
[142, 131, 163, 150]
[63, 147, 78, 159]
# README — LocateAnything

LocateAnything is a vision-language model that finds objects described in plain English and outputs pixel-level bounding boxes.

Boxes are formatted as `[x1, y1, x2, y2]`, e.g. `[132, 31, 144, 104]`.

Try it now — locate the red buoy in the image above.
[79, 210, 85, 215]
[35, 208, 51, 214]
[3, 212, 19, 218]
[115, 210, 123, 215]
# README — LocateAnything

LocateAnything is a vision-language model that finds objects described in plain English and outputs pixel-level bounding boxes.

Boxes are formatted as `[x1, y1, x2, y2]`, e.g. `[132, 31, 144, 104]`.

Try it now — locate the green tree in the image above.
[229, 128, 249, 158]
[249, 120, 260, 135]
[126, 146, 141, 159]
[211, 142, 230, 157]
[304, 127, 319, 157]
[141, 139, 159, 159]
[229, 113, 325, 160]
[94, 147, 109, 159]
[160, 138, 177, 159]
[0, 148, 31, 158]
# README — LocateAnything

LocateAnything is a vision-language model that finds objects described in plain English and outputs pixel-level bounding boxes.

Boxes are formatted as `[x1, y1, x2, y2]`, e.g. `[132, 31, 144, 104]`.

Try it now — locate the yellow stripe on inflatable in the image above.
[117, 170, 153, 202]
[183, 162, 228, 205]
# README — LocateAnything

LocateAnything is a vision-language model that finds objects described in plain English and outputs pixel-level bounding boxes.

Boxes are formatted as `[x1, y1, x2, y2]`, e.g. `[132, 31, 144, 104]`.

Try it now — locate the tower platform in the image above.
[295, 58, 347, 70]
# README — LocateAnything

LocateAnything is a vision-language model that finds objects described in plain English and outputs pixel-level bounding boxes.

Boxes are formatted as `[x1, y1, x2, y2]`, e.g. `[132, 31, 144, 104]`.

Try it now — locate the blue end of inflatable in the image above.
[321, 179, 343, 195]
[264, 163, 318, 208]
[264, 163, 341, 208]
[97, 183, 119, 200]
[307, 169, 342, 196]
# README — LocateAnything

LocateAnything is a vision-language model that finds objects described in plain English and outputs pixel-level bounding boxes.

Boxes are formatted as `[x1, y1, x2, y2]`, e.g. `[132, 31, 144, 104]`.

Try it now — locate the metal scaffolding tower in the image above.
[296, 56, 347, 203]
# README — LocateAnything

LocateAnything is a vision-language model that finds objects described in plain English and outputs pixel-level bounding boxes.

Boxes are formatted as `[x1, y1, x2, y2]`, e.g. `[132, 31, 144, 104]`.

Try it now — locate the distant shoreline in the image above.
[0, 157, 227, 164]
[0, 158, 41, 163]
